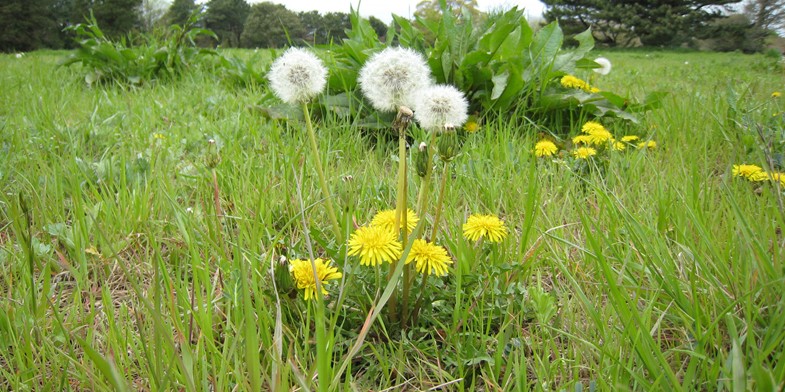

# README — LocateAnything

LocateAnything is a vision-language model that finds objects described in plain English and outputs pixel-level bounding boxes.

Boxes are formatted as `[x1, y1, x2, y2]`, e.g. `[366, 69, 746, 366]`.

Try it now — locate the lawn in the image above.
[1, 48, 784, 391]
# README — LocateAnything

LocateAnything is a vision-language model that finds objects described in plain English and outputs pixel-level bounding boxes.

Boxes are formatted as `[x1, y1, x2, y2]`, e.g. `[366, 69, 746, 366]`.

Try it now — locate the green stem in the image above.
[302, 103, 342, 243]
[416, 132, 438, 224]
[411, 271, 430, 326]
[430, 162, 450, 241]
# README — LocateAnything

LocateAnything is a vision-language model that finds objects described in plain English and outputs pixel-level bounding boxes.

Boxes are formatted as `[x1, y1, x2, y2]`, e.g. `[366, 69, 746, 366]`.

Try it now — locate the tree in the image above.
[165, 0, 200, 26]
[138, 0, 167, 32]
[744, 0, 785, 32]
[543, 0, 741, 47]
[0, 0, 59, 52]
[204, 0, 249, 47]
[321, 12, 351, 43]
[70, 0, 143, 38]
[240, 2, 303, 48]
[414, 0, 482, 21]
[368, 16, 388, 40]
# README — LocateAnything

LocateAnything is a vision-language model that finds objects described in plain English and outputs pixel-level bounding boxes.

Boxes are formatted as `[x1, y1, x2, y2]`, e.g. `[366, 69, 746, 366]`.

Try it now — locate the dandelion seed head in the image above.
[593, 57, 612, 75]
[359, 47, 432, 112]
[268, 48, 327, 104]
[414, 84, 469, 132]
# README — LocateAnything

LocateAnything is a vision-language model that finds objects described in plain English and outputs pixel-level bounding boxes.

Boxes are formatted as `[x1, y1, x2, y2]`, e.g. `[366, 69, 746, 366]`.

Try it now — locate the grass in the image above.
[1, 48, 785, 391]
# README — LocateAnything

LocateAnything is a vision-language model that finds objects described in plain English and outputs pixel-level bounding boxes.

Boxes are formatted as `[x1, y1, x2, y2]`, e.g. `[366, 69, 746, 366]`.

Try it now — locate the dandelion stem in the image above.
[411, 270, 430, 326]
[302, 102, 343, 243]
[416, 132, 438, 226]
[430, 161, 450, 241]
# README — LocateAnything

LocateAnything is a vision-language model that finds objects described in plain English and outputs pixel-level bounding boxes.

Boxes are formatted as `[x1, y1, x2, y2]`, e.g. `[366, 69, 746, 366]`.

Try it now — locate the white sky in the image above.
[252, 1, 546, 23]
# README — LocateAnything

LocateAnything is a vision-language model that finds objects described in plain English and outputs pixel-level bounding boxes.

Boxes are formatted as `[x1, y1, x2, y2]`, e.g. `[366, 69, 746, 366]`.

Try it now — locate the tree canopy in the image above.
[241, 2, 303, 48]
[204, 0, 249, 47]
[543, 0, 741, 46]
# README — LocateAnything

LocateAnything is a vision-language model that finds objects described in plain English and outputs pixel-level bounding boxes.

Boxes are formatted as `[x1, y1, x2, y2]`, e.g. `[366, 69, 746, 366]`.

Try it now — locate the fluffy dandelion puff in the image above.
[593, 57, 612, 75]
[407, 239, 453, 276]
[534, 140, 558, 157]
[289, 258, 342, 301]
[347, 225, 403, 267]
[267, 47, 327, 104]
[359, 47, 432, 112]
[414, 84, 469, 131]
[371, 208, 420, 235]
[463, 214, 508, 243]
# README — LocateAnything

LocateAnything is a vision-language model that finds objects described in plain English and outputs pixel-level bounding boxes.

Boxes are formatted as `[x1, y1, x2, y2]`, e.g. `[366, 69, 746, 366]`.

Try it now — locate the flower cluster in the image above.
[536, 121, 656, 160]
[560, 75, 599, 93]
[289, 258, 343, 301]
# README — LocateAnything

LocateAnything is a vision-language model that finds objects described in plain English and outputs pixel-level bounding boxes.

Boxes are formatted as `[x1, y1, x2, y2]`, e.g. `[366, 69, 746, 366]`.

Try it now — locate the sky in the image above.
[254, 0, 547, 23]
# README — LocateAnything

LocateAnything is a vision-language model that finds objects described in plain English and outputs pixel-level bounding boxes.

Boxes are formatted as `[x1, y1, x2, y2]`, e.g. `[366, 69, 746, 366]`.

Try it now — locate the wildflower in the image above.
[359, 47, 432, 112]
[572, 135, 592, 145]
[587, 129, 613, 145]
[463, 214, 508, 243]
[560, 75, 593, 93]
[371, 208, 420, 235]
[407, 239, 453, 276]
[464, 120, 480, 133]
[348, 225, 403, 267]
[769, 172, 785, 187]
[414, 84, 469, 131]
[612, 140, 626, 151]
[637, 140, 657, 150]
[289, 258, 342, 301]
[534, 140, 558, 157]
[573, 147, 597, 159]
[15, 53, 24, 59]
[267, 48, 327, 104]
[773, 92, 781, 98]
[581, 121, 607, 135]
[733, 164, 767, 182]
[153, 133, 165, 140]
[621, 135, 640, 142]
[593, 57, 612, 75]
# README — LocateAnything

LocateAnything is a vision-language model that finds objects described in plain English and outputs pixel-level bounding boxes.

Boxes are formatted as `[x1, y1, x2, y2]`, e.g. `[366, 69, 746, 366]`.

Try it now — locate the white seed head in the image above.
[593, 57, 612, 75]
[268, 47, 328, 104]
[359, 47, 432, 112]
[414, 85, 469, 132]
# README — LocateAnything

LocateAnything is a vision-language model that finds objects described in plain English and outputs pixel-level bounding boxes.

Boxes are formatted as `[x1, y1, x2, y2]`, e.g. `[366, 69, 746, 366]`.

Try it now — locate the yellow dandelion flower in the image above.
[637, 140, 657, 150]
[612, 140, 626, 151]
[371, 209, 419, 235]
[348, 225, 403, 267]
[732, 164, 764, 180]
[773, 92, 781, 98]
[406, 239, 453, 276]
[590, 87, 600, 93]
[289, 258, 342, 301]
[620, 135, 640, 142]
[534, 140, 558, 157]
[572, 135, 592, 145]
[464, 121, 480, 133]
[463, 214, 508, 243]
[573, 147, 597, 159]
[560, 75, 593, 92]
[588, 129, 613, 145]
[153, 133, 166, 140]
[581, 121, 607, 135]
[769, 172, 785, 187]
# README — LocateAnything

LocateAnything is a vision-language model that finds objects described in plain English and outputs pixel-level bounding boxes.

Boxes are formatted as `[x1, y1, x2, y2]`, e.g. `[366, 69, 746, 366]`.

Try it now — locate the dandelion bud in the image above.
[393, 105, 414, 131]
[205, 139, 221, 169]
[413, 141, 430, 177]
[273, 256, 296, 298]
[437, 130, 461, 162]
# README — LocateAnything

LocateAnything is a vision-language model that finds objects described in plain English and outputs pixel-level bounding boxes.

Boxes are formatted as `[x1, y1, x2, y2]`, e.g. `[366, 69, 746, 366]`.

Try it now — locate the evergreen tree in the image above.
[0, 0, 60, 52]
[204, 0, 249, 47]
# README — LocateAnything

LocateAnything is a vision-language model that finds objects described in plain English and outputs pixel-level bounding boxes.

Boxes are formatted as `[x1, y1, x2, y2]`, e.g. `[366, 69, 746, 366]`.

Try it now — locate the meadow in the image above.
[1, 47, 785, 391]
